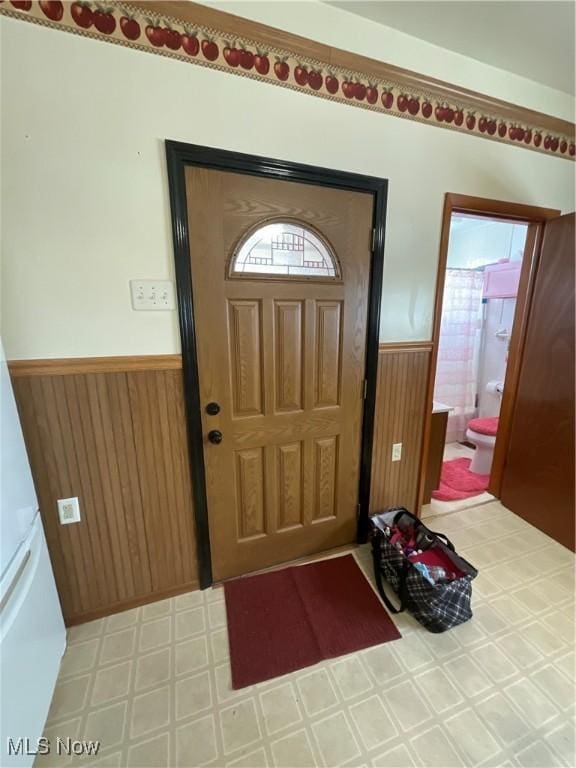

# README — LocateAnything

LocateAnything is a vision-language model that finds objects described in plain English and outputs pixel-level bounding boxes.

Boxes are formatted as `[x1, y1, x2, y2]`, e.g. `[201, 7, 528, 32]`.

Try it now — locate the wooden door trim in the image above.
[417, 194, 561, 512]
[166, 141, 388, 587]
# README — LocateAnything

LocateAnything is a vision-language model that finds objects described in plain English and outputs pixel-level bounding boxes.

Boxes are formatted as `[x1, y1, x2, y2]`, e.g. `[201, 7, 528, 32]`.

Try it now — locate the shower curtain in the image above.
[434, 268, 484, 443]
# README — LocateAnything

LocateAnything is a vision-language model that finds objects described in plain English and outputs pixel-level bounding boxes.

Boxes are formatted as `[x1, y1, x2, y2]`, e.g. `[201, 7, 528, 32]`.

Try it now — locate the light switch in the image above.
[392, 443, 402, 462]
[130, 280, 175, 310]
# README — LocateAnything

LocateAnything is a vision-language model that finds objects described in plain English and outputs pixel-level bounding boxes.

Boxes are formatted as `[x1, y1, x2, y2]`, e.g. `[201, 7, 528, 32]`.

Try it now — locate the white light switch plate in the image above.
[58, 497, 81, 525]
[130, 280, 175, 310]
[392, 443, 402, 462]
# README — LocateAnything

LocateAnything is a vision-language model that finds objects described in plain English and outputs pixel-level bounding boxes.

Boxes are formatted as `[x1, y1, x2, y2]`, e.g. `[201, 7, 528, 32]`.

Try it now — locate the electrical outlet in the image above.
[130, 280, 175, 310]
[57, 497, 81, 525]
[392, 442, 402, 462]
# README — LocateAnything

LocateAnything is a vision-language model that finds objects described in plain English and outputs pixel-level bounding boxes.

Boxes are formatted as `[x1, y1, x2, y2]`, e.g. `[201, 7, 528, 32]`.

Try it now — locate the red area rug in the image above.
[432, 457, 489, 501]
[224, 554, 401, 688]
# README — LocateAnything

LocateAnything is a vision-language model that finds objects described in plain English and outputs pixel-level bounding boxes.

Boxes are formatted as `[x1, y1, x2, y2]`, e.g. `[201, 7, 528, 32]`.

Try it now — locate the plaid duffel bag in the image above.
[370, 507, 478, 633]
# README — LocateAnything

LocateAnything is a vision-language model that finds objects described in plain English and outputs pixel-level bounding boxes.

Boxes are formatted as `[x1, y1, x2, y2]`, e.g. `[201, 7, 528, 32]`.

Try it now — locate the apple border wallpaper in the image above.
[1, 0, 575, 160]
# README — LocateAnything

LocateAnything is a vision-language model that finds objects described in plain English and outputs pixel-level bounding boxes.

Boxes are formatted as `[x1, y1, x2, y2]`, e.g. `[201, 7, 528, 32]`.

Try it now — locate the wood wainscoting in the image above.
[369, 343, 432, 514]
[9, 355, 198, 625]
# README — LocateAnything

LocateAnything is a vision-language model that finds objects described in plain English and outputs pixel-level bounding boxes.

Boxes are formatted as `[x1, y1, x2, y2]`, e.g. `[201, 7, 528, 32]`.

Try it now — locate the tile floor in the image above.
[422, 443, 495, 518]
[38, 501, 575, 768]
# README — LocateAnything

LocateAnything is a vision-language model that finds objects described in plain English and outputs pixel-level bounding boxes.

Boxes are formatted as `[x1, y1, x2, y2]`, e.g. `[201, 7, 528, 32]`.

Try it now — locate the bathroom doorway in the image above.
[420, 195, 560, 517]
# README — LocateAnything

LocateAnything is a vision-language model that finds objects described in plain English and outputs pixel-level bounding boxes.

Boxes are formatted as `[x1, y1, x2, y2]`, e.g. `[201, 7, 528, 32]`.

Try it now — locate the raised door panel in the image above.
[315, 301, 342, 408]
[276, 441, 304, 531]
[228, 300, 263, 417]
[313, 435, 339, 522]
[235, 447, 267, 541]
[274, 301, 303, 413]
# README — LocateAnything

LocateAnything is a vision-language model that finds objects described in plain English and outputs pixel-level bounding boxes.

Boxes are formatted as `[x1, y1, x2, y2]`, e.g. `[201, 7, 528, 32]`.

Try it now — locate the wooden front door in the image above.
[185, 167, 373, 580]
[500, 213, 575, 550]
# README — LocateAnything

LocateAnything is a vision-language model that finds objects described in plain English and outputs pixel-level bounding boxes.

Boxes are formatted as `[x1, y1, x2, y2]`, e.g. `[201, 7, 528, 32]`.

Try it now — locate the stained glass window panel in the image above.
[231, 222, 339, 278]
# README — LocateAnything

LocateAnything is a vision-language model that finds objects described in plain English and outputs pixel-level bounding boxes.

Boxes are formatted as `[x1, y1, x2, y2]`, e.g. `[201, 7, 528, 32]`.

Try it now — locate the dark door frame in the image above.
[166, 140, 388, 587]
[417, 193, 560, 512]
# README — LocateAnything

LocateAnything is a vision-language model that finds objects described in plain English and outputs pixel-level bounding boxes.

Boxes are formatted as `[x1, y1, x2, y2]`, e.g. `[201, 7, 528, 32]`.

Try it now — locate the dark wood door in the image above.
[185, 167, 373, 580]
[501, 213, 575, 550]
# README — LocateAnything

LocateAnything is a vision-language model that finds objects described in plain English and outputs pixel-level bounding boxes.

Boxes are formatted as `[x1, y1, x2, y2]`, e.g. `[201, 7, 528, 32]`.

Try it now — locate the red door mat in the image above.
[224, 554, 401, 688]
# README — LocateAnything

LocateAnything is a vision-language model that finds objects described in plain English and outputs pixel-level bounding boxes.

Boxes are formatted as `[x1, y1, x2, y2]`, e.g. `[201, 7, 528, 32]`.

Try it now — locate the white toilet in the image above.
[466, 416, 499, 475]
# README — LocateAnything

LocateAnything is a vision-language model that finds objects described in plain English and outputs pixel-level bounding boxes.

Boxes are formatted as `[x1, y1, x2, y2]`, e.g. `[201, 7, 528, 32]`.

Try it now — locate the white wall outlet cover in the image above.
[392, 442, 402, 462]
[57, 497, 81, 525]
[130, 280, 175, 311]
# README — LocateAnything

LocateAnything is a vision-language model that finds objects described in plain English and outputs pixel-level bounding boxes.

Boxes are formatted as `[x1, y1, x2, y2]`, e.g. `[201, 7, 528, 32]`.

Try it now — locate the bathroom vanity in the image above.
[423, 402, 453, 503]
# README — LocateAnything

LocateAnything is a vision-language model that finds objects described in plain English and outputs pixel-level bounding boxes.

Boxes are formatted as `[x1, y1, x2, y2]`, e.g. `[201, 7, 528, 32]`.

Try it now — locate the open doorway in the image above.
[420, 194, 560, 518]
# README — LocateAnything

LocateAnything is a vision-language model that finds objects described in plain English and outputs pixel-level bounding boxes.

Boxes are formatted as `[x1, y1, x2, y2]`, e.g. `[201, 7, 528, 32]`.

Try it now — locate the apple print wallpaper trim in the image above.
[2, 0, 574, 160]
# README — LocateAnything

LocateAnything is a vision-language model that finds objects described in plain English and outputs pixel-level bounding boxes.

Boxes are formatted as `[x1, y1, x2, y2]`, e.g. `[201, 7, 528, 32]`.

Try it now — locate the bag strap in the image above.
[391, 508, 456, 552]
[371, 537, 408, 614]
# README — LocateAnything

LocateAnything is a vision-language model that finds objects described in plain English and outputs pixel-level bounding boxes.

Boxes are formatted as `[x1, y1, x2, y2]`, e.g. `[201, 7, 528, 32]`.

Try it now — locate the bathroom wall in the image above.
[478, 297, 517, 418]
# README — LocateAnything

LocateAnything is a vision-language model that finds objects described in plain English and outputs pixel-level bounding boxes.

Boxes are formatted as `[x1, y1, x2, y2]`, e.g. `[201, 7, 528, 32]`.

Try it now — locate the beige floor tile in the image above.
[490, 594, 532, 625]
[219, 698, 262, 755]
[371, 743, 416, 767]
[135, 647, 171, 692]
[210, 628, 230, 664]
[475, 692, 531, 747]
[414, 666, 464, 714]
[504, 678, 559, 727]
[349, 695, 397, 750]
[175, 670, 213, 720]
[498, 631, 543, 669]
[312, 711, 361, 766]
[47, 675, 91, 722]
[127, 732, 170, 768]
[444, 653, 493, 698]
[67, 619, 104, 645]
[175, 636, 209, 676]
[270, 729, 316, 768]
[91, 661, 132, 706]
[175, 607, 206, 641]
[362, 645, 403, 684]
[175, 714, 218, 767]
[227, 746, 269, 767]
[387, 681, 433, 734]
[532, 665, 576, 709]
[59, 638, 100, 678]
[99, 628, 137, 665]
[472, 642, 518, 683]
[444, 707, 501, 764]
[105, 607, 140, 633]
[208, 600, 227, 629]
[84, 701, 127, 749]
[515, 740, 566, 767]
[259, 682, 303, 735]
[544, 722, 575, 765]
[38, 499, 574, 768]
[141, 597, 172, 621]
[330, 656, 373, 700]
[139, 616, 172, 652]
[410, 724, 465, 767]
[130, 685, 171, 739]
[296, 668, 339, 717]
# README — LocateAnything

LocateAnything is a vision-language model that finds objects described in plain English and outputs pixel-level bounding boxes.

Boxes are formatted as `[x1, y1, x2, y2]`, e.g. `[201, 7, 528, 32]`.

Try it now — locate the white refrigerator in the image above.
[0, 339, 66, 766]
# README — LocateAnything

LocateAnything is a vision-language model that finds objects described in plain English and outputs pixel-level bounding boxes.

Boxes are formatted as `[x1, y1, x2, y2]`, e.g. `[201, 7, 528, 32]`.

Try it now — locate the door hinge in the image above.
[363, 379, 368, 399]
[371, 227, 376, 252]
[357, 503, 362, 518]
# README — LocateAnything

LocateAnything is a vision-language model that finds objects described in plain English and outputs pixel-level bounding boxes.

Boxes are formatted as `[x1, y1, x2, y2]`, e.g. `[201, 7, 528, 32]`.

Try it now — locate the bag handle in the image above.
[371, 536, 408, 614]
[392, 508, 456, 552]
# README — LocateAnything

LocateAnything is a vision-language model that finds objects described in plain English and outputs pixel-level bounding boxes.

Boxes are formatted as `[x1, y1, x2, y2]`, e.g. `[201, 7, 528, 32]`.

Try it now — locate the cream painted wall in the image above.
[1, 9, 574, 359]
[209, 1, 575, 121]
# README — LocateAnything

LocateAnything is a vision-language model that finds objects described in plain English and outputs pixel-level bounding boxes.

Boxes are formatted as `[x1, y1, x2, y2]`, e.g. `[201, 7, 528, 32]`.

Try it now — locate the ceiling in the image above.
[326, 1, 575, 95]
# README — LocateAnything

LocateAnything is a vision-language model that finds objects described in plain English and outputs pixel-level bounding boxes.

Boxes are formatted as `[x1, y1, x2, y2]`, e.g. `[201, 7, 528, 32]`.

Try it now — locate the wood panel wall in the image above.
[369, 344, 432, 514]
[10, 357, 198, 625]
[10, 345, 431, 624]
